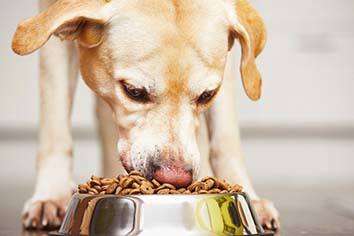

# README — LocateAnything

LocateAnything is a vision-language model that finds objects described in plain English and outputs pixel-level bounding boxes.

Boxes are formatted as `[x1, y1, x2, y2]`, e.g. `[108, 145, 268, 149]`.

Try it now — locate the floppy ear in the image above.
[12, 0, 114, 55]
[231, 0, 267, 101]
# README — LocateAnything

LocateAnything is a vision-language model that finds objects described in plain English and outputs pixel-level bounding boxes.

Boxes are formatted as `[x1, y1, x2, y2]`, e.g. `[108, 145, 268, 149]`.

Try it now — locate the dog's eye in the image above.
[197, 90, 217, 104]
[121, 82, 150, 103]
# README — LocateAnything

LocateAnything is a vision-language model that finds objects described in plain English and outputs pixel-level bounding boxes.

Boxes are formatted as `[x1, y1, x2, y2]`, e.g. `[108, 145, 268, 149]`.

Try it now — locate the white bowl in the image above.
[50, 193, 273, 236]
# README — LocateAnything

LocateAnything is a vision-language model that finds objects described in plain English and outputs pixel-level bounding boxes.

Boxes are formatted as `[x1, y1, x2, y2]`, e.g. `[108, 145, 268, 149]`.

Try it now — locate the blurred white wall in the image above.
[1, 0, 354, 130]
[0, 1, 95, 129]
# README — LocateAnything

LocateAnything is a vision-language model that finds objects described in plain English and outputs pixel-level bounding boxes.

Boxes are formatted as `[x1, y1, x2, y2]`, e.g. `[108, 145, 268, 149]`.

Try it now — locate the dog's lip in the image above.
[118, 153, 134, 174]
[152, 162, 193, 172]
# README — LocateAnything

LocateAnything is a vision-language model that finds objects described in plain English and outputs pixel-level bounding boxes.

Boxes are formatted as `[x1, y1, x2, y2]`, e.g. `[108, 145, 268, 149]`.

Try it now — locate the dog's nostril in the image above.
[153, 165, 193, 188]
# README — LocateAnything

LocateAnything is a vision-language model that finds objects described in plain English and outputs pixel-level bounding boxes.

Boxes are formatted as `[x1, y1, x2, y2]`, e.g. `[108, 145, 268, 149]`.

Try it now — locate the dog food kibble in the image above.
[78, 171, 243, 195]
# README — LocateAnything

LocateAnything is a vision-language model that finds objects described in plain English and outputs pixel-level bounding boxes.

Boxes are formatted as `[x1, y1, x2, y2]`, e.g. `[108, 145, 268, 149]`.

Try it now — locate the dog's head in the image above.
[12, 0, 266, 187]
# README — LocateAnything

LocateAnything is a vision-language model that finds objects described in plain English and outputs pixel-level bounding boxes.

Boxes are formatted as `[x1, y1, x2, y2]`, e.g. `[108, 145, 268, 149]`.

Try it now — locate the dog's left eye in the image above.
[121, 82, 150, 103]
[197, 90, 217, 104]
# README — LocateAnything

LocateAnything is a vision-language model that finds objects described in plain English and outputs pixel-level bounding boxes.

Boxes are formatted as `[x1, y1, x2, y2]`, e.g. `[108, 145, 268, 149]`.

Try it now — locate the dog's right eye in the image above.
[121, 82, 150, 103]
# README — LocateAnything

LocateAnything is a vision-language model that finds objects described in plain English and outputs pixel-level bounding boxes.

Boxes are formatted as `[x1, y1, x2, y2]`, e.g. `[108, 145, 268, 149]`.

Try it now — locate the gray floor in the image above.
[1, 137, 353, 236]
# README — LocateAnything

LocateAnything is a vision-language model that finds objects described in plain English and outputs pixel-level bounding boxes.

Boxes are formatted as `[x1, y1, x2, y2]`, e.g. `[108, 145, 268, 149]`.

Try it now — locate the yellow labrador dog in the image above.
[12, 0, 279, 231]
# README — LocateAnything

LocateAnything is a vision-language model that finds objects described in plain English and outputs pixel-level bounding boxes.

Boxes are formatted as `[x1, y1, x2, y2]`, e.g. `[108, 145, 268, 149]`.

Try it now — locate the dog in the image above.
[12, 0, 279, 231]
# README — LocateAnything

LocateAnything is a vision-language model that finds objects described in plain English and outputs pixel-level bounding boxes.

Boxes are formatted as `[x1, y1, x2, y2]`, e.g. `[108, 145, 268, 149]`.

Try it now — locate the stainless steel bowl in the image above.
[50, 193, 273, 236]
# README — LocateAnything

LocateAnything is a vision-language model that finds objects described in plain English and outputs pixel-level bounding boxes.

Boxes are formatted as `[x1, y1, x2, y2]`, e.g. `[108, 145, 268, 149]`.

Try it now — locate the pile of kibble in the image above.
[78, 171, 243, 195]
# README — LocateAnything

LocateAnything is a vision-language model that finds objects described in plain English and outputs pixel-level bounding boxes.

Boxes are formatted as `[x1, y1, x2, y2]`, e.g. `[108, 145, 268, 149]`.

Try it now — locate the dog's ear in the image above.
[12, 0, 114, 55]
[229, 0, 267, 101]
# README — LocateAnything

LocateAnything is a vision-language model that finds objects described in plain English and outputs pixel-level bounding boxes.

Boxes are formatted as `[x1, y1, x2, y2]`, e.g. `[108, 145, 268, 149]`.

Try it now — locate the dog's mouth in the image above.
[118, 151, 154, 180]
[121, 159, 193, 188]
[151, 163, 193, 188]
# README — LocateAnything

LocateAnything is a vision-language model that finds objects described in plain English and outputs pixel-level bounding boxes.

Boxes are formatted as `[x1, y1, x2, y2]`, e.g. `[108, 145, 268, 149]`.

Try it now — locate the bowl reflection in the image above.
[49, 193, 273, 236]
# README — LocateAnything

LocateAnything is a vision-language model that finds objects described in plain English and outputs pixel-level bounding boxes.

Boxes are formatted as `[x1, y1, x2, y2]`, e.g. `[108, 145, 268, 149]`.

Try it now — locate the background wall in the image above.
[1, 0, 354, 130]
